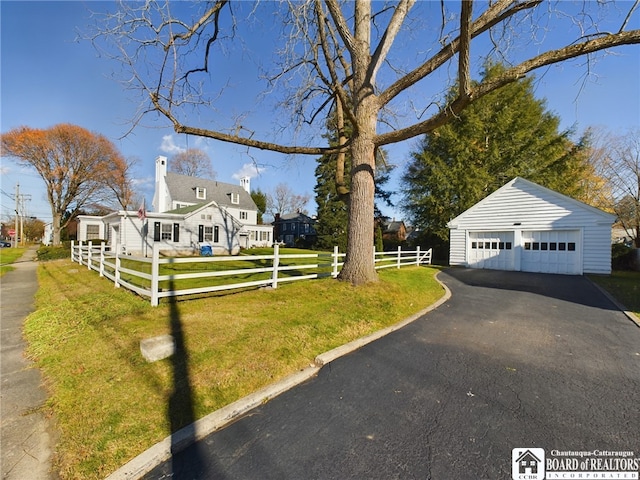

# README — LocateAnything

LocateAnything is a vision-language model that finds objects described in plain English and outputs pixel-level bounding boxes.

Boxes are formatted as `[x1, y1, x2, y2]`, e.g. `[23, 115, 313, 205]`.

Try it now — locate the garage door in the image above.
[468, 232, 515, 271]
[521, 230, 581, 275]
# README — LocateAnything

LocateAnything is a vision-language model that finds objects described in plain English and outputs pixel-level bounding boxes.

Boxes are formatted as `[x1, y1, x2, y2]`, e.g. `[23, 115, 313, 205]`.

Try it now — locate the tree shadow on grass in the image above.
[166, 278, 206, 477]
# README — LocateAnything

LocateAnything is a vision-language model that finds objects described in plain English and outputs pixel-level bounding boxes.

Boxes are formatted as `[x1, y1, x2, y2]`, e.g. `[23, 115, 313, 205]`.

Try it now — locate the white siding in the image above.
[184, 205, 242, 255]
[224, 206, 258, 225]
[449, 229, 467, 266]
[583, 224, 613, 274]
[77, 216, 105, 242]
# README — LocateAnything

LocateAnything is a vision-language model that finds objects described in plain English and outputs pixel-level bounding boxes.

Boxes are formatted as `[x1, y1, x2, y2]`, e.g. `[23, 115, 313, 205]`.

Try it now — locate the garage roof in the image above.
[448, 177, 615, 229]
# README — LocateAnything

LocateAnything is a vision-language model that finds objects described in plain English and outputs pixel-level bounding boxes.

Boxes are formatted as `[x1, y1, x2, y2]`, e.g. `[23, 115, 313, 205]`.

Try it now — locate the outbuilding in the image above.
[448, 177, 615, 275]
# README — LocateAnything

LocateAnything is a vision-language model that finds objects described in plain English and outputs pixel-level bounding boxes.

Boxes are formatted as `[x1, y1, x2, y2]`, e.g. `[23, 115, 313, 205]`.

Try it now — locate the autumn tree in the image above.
[171, 148, 216, 179]
[1, 124, 132, 245]
[92, 1, 640, 284]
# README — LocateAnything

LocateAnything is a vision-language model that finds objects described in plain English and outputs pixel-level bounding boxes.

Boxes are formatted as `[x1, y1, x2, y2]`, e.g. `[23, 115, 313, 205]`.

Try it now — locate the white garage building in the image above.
[448, 177, 616, 275]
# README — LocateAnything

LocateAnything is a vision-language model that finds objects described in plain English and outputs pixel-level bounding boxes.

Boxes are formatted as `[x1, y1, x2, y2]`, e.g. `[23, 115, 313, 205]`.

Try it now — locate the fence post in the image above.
[332, 246, 339, 278]
[99, 242, 105, 277]
[271, 243, 280, 289]
[397, 245, 402, 269]
[70, 240, 75, 263]
[76, 240, 81, 266]
[416, 246, 421, 266]
[114, 243, 121, 289]
[151, 243, 160, 306]
[88, 241, 93, 270]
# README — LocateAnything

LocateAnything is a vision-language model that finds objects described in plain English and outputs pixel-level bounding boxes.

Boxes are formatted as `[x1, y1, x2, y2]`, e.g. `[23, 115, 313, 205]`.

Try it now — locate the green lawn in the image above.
[0, 247, 24, 276]
[589, 271, 640, 317]
[24, 258, 445, 479]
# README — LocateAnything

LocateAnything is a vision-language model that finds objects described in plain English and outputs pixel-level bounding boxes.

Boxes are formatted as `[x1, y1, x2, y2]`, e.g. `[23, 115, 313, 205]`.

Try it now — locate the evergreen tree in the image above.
[401, 63, 588, 242]
[251, 189, 267, 225]
[314, 134, 395, 252]
[314, 149, 350, 251]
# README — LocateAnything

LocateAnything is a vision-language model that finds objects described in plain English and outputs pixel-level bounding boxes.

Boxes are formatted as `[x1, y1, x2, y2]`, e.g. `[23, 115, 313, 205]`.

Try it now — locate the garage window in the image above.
[559, 243, 566, 251]
[568, 242, 576, 251]
[550, 243, 557, 251]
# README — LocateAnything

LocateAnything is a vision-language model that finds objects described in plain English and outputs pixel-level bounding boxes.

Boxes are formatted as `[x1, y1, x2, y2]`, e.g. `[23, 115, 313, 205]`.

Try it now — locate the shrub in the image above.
[611, 243, 635, 271]
[37, 244, 71, 261]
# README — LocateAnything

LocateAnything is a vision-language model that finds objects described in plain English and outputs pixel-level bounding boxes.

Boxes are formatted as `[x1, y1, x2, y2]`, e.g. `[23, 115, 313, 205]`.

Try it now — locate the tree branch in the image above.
[368, 0, 416, 85]
[378, 0, 542, 107]
[458, 0, 472, 100]
[375, 29, 640, 146]
[324, 0, 355, 55]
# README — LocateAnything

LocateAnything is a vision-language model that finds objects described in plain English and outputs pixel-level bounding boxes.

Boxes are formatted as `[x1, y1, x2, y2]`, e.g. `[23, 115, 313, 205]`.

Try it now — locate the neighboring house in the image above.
[382, 219, 407, 243]
[77, 156, 273, 256]
[272, 212, 317, 247]
[448, 177, 616, 275]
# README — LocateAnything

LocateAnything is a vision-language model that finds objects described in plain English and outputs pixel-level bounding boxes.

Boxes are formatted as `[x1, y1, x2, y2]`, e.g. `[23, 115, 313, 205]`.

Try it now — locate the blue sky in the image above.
[1, 1, 639, 224]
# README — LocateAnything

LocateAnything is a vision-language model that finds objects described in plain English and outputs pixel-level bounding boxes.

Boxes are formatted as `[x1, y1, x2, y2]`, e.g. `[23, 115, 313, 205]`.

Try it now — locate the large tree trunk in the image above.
[337, 0, 378, 285]
[338, 129, 378, 284]
[52, 211, 62, 246]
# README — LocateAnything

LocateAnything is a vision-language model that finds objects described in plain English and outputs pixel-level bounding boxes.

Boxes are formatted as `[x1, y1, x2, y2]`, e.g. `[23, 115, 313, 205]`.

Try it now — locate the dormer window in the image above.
[196, 187, 206, 200]
[231, 192, 240, 204]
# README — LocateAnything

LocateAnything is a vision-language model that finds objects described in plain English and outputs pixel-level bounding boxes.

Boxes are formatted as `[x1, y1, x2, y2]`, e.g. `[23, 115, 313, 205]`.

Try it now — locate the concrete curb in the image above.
[587, 277, 640, 328]
[105, 271, 452, 480]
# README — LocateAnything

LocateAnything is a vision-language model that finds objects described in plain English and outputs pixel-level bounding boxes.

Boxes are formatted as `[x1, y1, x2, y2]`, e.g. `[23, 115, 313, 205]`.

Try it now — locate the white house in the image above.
[77, 156, 273, 255]
[448, 177, 616, 275]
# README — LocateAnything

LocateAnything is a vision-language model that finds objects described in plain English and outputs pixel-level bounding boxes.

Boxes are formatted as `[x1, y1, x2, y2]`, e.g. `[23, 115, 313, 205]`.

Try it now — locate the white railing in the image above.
[71, 241, 432, 306]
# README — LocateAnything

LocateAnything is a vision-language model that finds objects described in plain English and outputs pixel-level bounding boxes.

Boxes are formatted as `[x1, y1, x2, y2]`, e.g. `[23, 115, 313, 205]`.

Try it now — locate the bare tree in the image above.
[171, 148, 216, 178]
[1, 124, 132, 245]
[91, 0, 640, 284]
[598, 128, 640, 247]
[267, 183, 311, 218]
[104, 155, 138, 211]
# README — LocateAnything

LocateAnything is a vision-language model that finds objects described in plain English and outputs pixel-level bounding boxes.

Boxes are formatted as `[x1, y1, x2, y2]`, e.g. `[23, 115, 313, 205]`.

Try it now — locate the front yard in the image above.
[24, 257, 445, 479]
[589, 271, 640, 317]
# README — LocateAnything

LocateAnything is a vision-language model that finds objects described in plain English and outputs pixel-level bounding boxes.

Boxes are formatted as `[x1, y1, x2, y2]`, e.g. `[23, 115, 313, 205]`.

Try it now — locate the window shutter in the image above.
[198, 225, 204, 243]
[173, 223, 180, 242]
[214, 226, 219, 243]
[153, 222, 161, 242]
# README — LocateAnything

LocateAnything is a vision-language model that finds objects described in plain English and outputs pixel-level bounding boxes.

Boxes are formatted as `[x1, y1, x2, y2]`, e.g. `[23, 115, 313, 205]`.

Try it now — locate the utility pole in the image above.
[18, 193, 32, 245]
[14, 183, 19, 248]
[12, 183, 32, 246]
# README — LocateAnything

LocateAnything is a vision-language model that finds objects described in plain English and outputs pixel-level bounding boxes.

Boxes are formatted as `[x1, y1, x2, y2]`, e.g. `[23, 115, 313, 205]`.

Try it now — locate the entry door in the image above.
[521, 230, 581, 274]
[468, 232, 515, 271]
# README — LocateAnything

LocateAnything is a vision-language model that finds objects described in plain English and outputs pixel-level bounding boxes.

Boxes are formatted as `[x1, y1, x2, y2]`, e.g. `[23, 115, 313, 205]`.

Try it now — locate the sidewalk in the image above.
[1, 247, 56, 479]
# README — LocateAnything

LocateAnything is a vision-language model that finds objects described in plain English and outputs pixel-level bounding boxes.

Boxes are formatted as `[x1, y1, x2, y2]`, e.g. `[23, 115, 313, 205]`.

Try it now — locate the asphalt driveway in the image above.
[143, 269, 640, 479]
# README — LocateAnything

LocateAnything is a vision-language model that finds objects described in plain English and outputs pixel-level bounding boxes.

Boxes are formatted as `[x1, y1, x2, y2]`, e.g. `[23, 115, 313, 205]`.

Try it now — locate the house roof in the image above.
[167, 202, 211, 215]
[448, 176, 616, 228]
[384, 220, 405, 233]
[274, 212, 316, 223]
[165, 172, 257, 211]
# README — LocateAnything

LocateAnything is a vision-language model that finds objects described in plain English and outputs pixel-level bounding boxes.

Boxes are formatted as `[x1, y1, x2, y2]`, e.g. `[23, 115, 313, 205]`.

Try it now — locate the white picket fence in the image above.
[71, 241, 432, 306]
